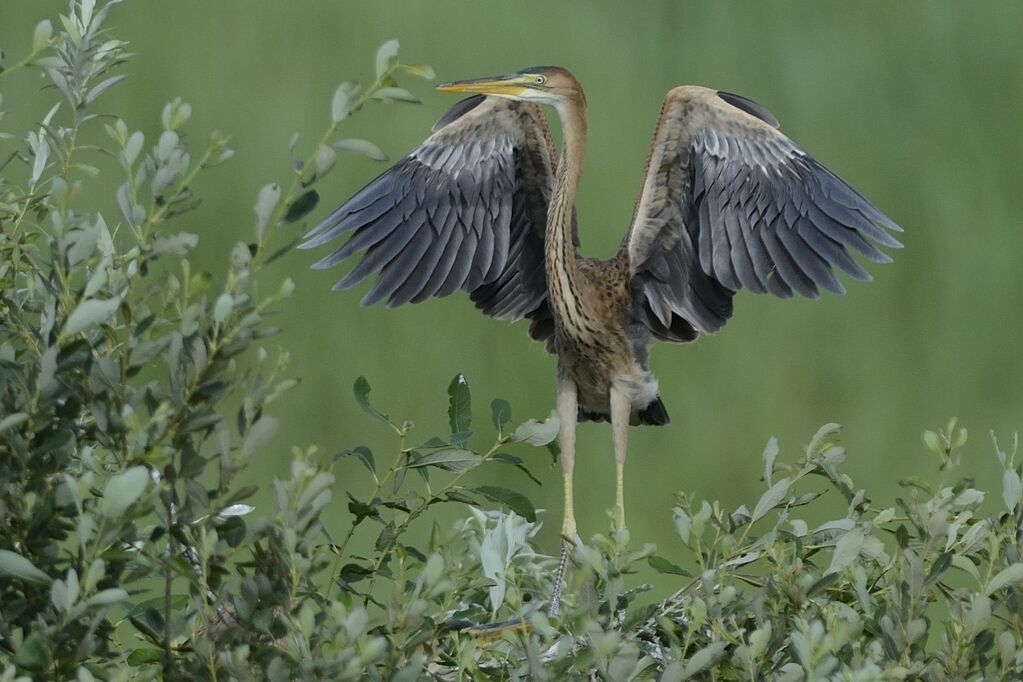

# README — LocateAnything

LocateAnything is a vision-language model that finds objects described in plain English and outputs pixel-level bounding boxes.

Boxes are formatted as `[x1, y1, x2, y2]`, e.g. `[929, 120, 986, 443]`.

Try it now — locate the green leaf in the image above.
[88, 588, 129, 606]
[86, 74, 126, 104]
[64, 296, 121, 335]
[80, 0, 95, 28]
[0, 412, 28, 433]
[751, 477, 790, 522]
[398, 63, 436, 80]
[827, 527, 865, 574]
[762, 436, 779, 485]
[375, 523, 395, 552]
[409, 448, 480, 472]
[242, 416, 278, 458]
[444, 489, 477, 505]
[986, 563, 1023, 595]
[490, 398, 512, 433]
[661, 662, 685, 682]
[491, 452, 541, 486]
[748, 622, 773, 659]
[374, 86, 420, 103]
[124, 130, 144, 165]
[212, 293, 233, 323]
[100, 466, 149, 517]
[952, 554, 981, 583]
[648, 555, 690, 576]
[127, 648, 163, 666]
[151, 231, 198, 256]
[447, 374, 471, 436]
[510, 410, 559, 446]
[330, 81, 359, 122]
[1003, 469, 1022, 511]
[807, 422, 842, 456]
[375, 39, 400, 79]
[156, 129, 179, 161]
[14, 631, 50, 671]
[336, 446, 376, 475]
[353, 376, 392, 425]
[32, 19, 53, 52]
[681, 641, 727, 678]
[925, 552, 953, 586]
[312, 144, 336, 178]
[474, 486, 536, 522]
[673, 508, 691, 544]
[282, 189, 319, 223]
[807, 571, 840, 597]
[253, 183, 281, 240]
[30, 130, 48, 183]
[333, 138, 387, 161]
[0, 549, 52, 584]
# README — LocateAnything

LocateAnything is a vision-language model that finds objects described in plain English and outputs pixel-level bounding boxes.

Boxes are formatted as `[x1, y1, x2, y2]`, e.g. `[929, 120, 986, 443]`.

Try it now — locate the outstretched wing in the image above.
[625, 86, 902, 341]
[300, 95, 566, 348]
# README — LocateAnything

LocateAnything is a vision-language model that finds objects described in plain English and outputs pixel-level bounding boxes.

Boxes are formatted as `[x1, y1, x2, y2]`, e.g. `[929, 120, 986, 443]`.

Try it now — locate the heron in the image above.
[300, 66, 901, 616]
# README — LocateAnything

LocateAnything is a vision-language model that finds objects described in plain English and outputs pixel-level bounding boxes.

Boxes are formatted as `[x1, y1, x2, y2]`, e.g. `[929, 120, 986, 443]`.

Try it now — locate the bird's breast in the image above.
[549, 256, 655, 414]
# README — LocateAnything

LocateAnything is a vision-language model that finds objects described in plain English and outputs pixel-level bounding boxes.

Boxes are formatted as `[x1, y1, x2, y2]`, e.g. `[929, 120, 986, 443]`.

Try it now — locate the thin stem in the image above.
[0, 45, 48, 81]
[140, 148, 215, 244]
[163, 494, 176, 675]
[325, 428, 408, 599]
[361, 438, 507, 605]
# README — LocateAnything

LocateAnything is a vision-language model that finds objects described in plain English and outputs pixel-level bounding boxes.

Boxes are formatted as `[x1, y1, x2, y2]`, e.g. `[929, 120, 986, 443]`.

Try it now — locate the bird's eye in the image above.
[535, 75, 547, 85]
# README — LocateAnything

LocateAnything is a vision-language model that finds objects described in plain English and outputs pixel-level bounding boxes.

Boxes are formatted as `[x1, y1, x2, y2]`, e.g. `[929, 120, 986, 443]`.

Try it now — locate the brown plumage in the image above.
[300, 66, 902, 615]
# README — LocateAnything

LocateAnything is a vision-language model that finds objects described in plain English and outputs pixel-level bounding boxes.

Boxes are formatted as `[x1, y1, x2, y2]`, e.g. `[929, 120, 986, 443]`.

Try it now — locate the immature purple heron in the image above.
[301, 67, 901, 615]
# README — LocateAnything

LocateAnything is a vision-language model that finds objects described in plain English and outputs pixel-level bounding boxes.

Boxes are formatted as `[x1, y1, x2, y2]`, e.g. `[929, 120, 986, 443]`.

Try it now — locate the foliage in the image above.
[2, 2, 1023, 680]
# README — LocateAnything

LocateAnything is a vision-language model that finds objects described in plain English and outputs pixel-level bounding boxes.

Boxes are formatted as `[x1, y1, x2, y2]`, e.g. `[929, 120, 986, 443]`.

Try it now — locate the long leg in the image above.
[610, 384, 630, 531]
[549, 374, 578, 618]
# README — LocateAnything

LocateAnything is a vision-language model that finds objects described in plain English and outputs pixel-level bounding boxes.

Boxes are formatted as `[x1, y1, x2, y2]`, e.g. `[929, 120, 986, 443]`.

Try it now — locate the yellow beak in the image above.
[436, 76, 529, 97]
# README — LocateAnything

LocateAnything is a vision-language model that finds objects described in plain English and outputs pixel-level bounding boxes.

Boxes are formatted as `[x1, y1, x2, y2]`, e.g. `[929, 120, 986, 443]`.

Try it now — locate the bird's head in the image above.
[436, 66, 583, 107]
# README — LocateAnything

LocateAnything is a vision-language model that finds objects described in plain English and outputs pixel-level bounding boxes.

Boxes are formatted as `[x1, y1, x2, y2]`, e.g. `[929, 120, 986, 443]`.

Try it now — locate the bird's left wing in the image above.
[300, 95, 567, 349]
[624, 86, 902, 341]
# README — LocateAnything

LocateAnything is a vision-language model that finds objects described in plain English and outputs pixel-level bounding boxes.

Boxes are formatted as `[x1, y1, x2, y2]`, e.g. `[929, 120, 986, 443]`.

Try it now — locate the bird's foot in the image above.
[548, 533, 580, 618]
[443, 616, 532, 640]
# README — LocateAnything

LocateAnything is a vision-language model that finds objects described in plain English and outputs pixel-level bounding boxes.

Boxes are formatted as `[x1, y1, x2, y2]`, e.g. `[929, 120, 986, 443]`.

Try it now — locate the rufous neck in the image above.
[554, 98, 587, 193]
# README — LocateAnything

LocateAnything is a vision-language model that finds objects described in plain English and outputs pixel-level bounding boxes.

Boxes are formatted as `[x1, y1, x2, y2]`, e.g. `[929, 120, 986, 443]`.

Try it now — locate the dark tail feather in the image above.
[637, 396, 670, 426]
[576, 395, 670, 426]
[577, 406, 610, 423]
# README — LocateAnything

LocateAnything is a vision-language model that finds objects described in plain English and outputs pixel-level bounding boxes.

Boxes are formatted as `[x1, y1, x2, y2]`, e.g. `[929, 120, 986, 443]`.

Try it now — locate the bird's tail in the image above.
[637, 396, 670, 426]
[578, 396, 670, 426]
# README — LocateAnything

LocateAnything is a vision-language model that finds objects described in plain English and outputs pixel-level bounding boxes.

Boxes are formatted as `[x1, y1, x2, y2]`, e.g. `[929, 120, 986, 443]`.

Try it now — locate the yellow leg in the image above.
[610, 385, 630, 532]
[563, 462, 577, 539]
[549, 376, 578, 618]
[614, 460, 625, 530]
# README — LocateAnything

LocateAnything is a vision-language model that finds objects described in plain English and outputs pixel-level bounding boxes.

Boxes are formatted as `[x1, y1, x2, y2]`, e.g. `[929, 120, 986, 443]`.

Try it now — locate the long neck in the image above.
[555, 98, 587, 201]
[547, 98, 586, 262]
[545, 96, 590, 335]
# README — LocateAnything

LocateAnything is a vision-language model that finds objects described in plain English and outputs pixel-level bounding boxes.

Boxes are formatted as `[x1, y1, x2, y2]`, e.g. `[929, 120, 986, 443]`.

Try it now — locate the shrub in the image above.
[2, 3, 1022, 680]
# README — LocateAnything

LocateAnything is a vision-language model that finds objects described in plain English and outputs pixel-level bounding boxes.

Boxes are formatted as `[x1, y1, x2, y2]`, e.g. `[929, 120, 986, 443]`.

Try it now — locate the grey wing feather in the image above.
[300, 95, 563, 351]
[626, 85, 902, 339]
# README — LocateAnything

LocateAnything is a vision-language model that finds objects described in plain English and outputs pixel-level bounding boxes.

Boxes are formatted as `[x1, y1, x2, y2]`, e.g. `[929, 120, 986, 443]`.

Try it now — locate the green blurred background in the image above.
[4, 2, 1021, 585]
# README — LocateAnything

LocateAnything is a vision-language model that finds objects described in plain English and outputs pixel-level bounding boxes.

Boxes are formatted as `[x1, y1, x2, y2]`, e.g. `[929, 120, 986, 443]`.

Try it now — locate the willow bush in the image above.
[2, 3, 1022, 680]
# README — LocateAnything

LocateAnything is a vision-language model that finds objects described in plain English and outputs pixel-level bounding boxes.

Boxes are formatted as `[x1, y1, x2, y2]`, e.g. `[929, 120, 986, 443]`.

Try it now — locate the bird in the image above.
[299, 66, 902, 616]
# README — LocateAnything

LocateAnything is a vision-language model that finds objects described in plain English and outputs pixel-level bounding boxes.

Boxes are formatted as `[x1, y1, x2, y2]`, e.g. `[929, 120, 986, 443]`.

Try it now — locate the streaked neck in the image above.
[544, 97, 588, 332]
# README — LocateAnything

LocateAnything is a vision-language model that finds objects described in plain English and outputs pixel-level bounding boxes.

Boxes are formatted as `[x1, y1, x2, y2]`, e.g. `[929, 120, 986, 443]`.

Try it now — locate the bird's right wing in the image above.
[300, 95, 568, 349]
[624, 86, 902, 341]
